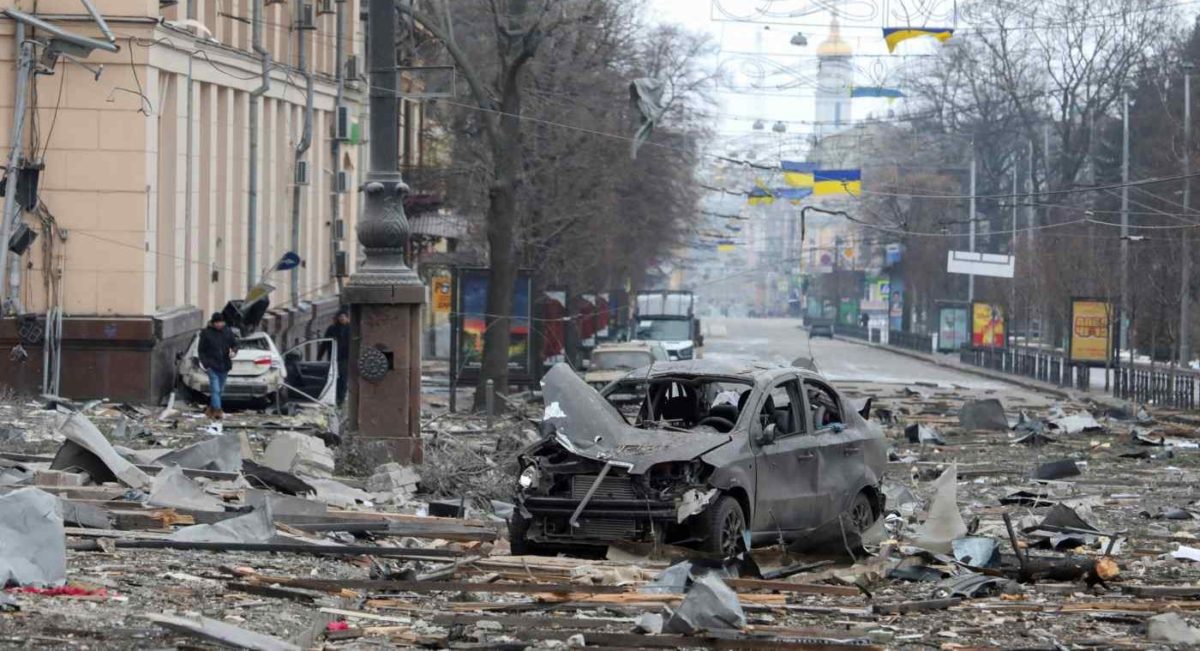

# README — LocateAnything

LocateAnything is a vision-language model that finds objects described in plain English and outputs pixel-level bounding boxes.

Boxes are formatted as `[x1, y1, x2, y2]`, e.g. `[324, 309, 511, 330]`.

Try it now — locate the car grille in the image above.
[572, 518, 637, 540]
[570, 475, 638, 500]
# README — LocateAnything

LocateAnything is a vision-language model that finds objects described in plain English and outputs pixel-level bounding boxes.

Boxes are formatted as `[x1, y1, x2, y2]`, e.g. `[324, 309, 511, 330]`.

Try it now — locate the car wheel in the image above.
[697, 495, 746, 557]
[846, 491, 876, 535]
[508, 511, 549, 556]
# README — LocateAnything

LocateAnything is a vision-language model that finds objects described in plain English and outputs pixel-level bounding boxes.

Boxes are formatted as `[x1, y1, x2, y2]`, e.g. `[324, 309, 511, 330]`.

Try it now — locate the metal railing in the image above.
[1114, 364, 1200, 410]
[959, 347, 1090, 390]
[833, 324, 869, 341]
[889, 330, 933, 353]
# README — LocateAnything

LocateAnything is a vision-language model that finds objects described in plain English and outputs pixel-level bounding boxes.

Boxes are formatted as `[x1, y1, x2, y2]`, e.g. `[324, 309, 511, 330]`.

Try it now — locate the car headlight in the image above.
[676, 346, 694, 360]
[519, 465, 539, 489]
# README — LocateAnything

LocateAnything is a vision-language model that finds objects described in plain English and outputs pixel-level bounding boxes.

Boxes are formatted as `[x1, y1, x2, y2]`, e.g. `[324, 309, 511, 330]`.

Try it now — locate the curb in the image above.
[830, 335, 1098, 403]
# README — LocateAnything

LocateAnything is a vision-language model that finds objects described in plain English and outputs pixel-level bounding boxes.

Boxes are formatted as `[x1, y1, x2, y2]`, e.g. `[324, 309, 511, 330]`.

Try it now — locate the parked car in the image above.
[809, 322, 834, 338]
[511, 361, 887, 556]
[582, 340, 667, 389]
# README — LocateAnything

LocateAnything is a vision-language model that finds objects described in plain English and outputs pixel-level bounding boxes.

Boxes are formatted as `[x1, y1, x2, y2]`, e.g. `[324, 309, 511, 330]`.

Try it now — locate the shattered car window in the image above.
[607, 375, 751, 432]
[805, 380, 844, 431]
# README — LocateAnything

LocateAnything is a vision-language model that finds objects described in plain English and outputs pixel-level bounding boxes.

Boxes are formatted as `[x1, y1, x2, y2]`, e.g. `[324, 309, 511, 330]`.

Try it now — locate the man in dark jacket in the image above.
[323, 308, 351, 406]
[198, 312, 238, 419]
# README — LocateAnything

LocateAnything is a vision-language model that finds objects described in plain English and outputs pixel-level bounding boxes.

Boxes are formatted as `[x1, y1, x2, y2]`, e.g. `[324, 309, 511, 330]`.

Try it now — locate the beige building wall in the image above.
[0, 0, 381, 318]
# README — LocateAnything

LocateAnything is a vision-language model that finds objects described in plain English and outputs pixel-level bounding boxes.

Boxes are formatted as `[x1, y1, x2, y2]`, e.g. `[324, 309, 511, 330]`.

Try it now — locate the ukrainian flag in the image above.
[747, 183, 775, 206]
[882, 27, 954, 53]
[813, 169, 862, 196]
[781, 161, 816, 188]
[772, 187, 813, 201]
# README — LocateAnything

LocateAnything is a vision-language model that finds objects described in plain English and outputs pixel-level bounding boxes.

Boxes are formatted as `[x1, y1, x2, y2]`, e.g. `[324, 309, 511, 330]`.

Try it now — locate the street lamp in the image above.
[1180, 62, 1194, 366]
[790, 32, 808, 46]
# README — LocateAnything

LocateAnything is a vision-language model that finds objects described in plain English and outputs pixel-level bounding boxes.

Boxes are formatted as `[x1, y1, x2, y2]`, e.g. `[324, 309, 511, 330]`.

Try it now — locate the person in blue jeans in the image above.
[198, 312, 238, 419]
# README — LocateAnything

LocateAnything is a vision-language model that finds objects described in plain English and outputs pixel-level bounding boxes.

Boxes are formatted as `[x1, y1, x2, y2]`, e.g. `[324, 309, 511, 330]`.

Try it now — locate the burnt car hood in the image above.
[540, 363, 731, 474]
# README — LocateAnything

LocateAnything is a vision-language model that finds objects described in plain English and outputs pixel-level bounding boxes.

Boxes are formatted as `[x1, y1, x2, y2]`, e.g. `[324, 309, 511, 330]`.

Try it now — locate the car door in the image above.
[802, 378, 866, 529]
[751, 376, 824, 537]
[282, 338, 337, 406]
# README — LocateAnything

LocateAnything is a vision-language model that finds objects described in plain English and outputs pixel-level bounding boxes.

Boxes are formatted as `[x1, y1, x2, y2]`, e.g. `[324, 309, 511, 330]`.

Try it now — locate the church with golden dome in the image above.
[814, 16, 854, 141]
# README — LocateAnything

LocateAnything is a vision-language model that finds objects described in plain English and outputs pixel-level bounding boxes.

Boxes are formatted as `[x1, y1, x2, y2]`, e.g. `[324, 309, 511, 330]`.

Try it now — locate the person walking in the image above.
[198, 312, 238, 419]
[323, 307, 351, 405]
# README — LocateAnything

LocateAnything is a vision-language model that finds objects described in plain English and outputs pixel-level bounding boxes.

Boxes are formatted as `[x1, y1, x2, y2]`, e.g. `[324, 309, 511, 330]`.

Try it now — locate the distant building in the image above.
[813, 16, 852, 143]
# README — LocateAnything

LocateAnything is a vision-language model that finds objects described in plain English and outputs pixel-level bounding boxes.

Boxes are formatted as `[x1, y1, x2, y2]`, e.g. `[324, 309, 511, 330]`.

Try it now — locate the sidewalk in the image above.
[833, 335, 1130, 408]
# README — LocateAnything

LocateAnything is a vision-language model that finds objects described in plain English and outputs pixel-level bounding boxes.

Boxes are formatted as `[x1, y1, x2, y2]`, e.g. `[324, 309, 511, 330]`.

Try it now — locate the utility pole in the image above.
[0, 23, 32, 313]
[1121, 91, 1131, 363]
[1181, 67, 1193, 366]
[968, 142, 977, 303]
[344, 0, 426, 463]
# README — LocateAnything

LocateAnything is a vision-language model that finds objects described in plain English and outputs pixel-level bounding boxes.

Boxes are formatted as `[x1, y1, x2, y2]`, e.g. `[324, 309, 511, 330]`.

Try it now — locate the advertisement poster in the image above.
[596, 293, 611, 340]
[432, 276, 452, 314]
[454, 269, 532, 379]
[937, 305, 969, 352]
[1069, 298, 1113, 365]
[576, 295, 597, 348]
[541, 290, 567, 367]
[971, 302, 1005, 348]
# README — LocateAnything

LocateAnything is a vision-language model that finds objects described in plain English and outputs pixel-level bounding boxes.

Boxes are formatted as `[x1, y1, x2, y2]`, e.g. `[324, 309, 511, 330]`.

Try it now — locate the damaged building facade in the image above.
[0, 0, 427, 401]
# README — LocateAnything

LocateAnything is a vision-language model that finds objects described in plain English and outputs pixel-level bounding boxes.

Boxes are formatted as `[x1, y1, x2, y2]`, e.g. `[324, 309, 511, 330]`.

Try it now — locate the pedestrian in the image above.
[860, 312, 870, 329]
[198, 312, 238, 420]
[323, 307, 351, 405]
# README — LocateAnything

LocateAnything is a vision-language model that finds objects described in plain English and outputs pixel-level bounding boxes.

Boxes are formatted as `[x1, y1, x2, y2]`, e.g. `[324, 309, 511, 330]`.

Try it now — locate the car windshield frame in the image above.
[635, 319, 692, 341]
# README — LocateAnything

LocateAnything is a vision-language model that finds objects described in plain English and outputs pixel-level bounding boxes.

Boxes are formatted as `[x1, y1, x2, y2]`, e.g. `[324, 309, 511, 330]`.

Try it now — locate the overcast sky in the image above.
[649, 0, 945, 161]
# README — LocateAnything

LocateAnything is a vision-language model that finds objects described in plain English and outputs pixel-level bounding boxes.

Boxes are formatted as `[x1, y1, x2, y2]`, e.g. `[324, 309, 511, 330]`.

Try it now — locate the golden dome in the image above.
[817, 16, 852, 57]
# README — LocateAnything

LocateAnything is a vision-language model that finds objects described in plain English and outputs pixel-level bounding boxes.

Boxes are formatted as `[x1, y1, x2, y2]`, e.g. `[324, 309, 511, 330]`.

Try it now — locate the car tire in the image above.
[508, 511, 549, 556]
[697, 495, 746, 557]
[846, 491, 877, 536]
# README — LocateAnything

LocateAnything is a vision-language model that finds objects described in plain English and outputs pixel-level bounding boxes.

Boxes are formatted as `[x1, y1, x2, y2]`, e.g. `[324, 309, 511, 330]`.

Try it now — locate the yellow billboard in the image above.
[1069, 299, 1113, 364]
[432, 276, 452, 314]
[971, 303, 1005, 348]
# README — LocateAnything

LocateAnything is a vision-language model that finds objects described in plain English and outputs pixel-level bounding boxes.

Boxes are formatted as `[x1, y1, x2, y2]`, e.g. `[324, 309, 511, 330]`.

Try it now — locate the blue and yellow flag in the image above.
[772, 187, 813, 201]
[814, 169, 862, 196]
[781, 161, 816, 188]
[882, 27, 953, 53]
[747, 182, 775, 206]
[850, 86, 904, 99]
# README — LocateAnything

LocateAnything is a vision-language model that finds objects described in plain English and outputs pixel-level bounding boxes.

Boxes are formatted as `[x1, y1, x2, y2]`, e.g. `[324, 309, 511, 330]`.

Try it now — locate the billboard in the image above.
[971, 302, 1005, 348]
[452, 269, 533, 382]
[431, 276, 452, 314]
[1069, 298, 1114, 365]
[937, 305, 970, 352]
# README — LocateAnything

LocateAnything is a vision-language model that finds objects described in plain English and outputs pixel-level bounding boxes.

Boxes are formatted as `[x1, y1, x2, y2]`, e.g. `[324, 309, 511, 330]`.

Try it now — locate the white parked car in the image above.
[177, 332, 338, 409]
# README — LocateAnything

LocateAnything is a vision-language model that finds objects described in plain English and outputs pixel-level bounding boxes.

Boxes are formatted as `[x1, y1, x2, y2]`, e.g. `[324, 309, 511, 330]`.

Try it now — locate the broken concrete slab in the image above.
[156, 432, 242, 473]
[146, 613, 301, 651]
[958, 399, 1009, 431]
[1147, 612, 1200, 645]
[912, 464, 967, 554]
[1032, 459, 1081, 480]
[306, 477, 374, 509]
[58, 499, 112, 529]
[169, 505, 275, 544]
[147, 465, 225, 512]
[366, 462, 420, 494]
[242, 459, 315, 496]
[50, 413, 152, 490]
[905, 423, 945, 445]
[263, 432, 335, 479]
[1050, 411, 1103, 435]
[664, 572, 745, 634]
[0, 488, 66, 587]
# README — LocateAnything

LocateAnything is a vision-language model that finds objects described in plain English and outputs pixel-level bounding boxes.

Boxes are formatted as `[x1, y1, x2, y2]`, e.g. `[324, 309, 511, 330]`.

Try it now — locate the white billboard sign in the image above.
[947, 251, 1015, 279]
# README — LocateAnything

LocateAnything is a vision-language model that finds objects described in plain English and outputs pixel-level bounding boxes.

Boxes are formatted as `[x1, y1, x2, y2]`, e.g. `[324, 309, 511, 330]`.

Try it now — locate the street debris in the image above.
[2, 361, 1200, 648]
[958, 398, 1009, 431]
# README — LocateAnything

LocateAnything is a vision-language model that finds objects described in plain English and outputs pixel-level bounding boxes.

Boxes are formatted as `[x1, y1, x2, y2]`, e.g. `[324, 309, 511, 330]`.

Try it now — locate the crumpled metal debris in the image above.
[147, 464, 225, 512]
[50, 412, 151, 490]
[664, 572, 746, 634]
[905, 423, 945, 445]
[156, 431, 243, 472]
[169, 505, 275, 544]
[912, 464, 967, 554]
[933, 571, 1014, 598]
[629, 77, 665, 160]
[0, 488, 66, 587]
[958, 399, 1008, 431]
[1050, 411, 1103, 434]
[1031, 459, 1081, 480]
[146, 613, 300, 651]
[952, 537, 1001, 569]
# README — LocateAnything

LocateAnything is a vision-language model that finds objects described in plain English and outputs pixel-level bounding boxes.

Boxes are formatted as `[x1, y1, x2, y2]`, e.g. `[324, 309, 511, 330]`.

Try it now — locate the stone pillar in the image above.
[343, 0, 424, 464]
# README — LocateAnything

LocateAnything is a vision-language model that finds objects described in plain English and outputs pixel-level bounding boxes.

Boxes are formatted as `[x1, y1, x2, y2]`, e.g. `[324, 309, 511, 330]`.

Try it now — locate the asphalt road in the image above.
[702, 317, 1052, 404]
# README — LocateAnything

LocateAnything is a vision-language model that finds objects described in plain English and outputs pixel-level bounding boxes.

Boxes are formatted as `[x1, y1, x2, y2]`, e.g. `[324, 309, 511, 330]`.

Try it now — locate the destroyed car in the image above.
[512, 361, 887, 556]
[583, 340, 668, 389]
[176, 298, 338, 409]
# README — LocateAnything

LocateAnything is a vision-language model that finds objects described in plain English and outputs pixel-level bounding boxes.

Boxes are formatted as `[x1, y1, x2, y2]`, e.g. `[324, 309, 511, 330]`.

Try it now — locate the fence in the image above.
[833, 324, 869, 341]
[889, 330, 933, 354]
[958, 347, 1090, 390]
[1113, 364, 1200, 410]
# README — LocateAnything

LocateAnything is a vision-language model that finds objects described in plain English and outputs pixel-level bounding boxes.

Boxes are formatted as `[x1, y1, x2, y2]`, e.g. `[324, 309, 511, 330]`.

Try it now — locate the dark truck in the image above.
[511, 361, 887, 556]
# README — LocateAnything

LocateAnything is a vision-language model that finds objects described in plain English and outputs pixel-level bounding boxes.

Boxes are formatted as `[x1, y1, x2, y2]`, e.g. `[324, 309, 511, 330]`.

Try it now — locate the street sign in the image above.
[432, 276, 452, 313]
[947, 251, 1015, 278]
